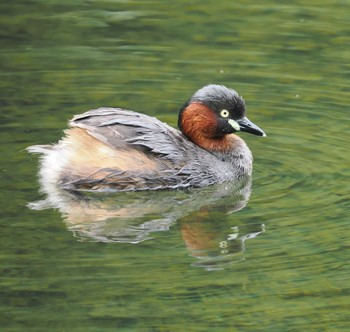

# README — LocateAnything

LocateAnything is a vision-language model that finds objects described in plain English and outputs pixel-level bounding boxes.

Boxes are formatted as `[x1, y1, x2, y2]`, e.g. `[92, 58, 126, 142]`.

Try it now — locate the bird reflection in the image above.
[28, 174, 265, 270]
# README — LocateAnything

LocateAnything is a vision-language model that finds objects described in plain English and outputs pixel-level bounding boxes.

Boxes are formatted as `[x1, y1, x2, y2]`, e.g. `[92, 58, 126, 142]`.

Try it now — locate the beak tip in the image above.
[237, 117, 266, 137]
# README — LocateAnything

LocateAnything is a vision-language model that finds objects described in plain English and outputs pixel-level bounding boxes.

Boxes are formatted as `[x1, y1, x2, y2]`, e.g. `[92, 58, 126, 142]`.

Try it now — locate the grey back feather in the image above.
[70, 108, 193, 162]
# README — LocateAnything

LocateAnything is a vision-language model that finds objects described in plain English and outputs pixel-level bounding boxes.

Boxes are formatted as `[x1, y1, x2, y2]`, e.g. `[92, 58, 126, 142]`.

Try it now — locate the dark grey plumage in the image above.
[184, 85, 246, 118]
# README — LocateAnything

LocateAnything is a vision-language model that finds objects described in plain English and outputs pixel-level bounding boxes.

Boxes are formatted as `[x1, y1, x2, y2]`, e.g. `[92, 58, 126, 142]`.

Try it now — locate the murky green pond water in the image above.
[1, 1, 349, 331]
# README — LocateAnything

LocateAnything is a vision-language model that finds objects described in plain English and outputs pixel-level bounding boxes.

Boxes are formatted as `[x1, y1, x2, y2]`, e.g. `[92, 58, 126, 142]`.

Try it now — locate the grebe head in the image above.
[178, 85, 265, 152]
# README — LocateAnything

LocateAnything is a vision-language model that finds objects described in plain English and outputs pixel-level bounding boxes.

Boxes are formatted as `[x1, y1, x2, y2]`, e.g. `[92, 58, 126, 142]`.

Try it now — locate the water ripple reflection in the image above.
[28, 174, 266, 269]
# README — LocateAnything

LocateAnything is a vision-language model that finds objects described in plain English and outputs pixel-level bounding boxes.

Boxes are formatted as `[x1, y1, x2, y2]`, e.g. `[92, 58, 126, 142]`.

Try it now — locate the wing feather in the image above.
[69, 107, 190, 161]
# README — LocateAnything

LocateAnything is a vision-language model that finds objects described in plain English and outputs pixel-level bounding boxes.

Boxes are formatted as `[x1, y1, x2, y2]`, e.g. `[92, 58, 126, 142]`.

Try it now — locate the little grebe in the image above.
[27, 84, 265, 191]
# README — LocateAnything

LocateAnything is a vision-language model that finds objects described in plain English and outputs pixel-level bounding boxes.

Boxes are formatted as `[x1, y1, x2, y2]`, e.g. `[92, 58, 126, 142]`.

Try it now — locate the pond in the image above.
[1, 0, 349, 331]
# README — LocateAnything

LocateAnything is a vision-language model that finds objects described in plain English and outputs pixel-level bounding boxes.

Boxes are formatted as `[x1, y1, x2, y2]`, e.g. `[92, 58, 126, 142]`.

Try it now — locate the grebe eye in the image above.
[220, 109, 230, 118]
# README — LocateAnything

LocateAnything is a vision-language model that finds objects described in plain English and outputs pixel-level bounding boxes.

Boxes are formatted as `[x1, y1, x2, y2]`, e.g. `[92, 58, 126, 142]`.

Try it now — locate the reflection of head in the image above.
[182, 223, 266, 271]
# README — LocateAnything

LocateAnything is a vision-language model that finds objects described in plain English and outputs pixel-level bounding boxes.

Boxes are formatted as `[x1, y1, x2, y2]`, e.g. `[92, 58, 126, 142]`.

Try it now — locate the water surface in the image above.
[1, 1, 349, 331]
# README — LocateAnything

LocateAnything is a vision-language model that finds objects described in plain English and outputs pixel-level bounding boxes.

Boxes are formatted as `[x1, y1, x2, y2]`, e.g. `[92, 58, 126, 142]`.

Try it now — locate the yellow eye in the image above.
[220, 109, 230, 118]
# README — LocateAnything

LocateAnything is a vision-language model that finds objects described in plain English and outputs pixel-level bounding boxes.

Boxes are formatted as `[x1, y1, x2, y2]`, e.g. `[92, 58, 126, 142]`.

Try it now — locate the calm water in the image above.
[1, 0, 349, 331]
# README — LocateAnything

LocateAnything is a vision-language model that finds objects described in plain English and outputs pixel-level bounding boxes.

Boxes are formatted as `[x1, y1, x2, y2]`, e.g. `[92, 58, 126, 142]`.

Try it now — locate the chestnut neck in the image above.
[179, 102, 235, 153]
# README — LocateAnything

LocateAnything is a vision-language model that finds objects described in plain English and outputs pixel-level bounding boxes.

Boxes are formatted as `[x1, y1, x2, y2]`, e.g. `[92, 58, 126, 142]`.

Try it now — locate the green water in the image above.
[1, 0, 349, 331]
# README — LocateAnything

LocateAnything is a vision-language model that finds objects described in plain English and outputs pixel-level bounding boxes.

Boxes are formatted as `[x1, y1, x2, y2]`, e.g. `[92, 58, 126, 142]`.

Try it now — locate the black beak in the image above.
[237, 117, 266, 137]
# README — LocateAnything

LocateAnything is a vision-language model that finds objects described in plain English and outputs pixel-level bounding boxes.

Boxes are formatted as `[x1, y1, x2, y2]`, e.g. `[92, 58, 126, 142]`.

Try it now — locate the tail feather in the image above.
[26, 144, 54, 154]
